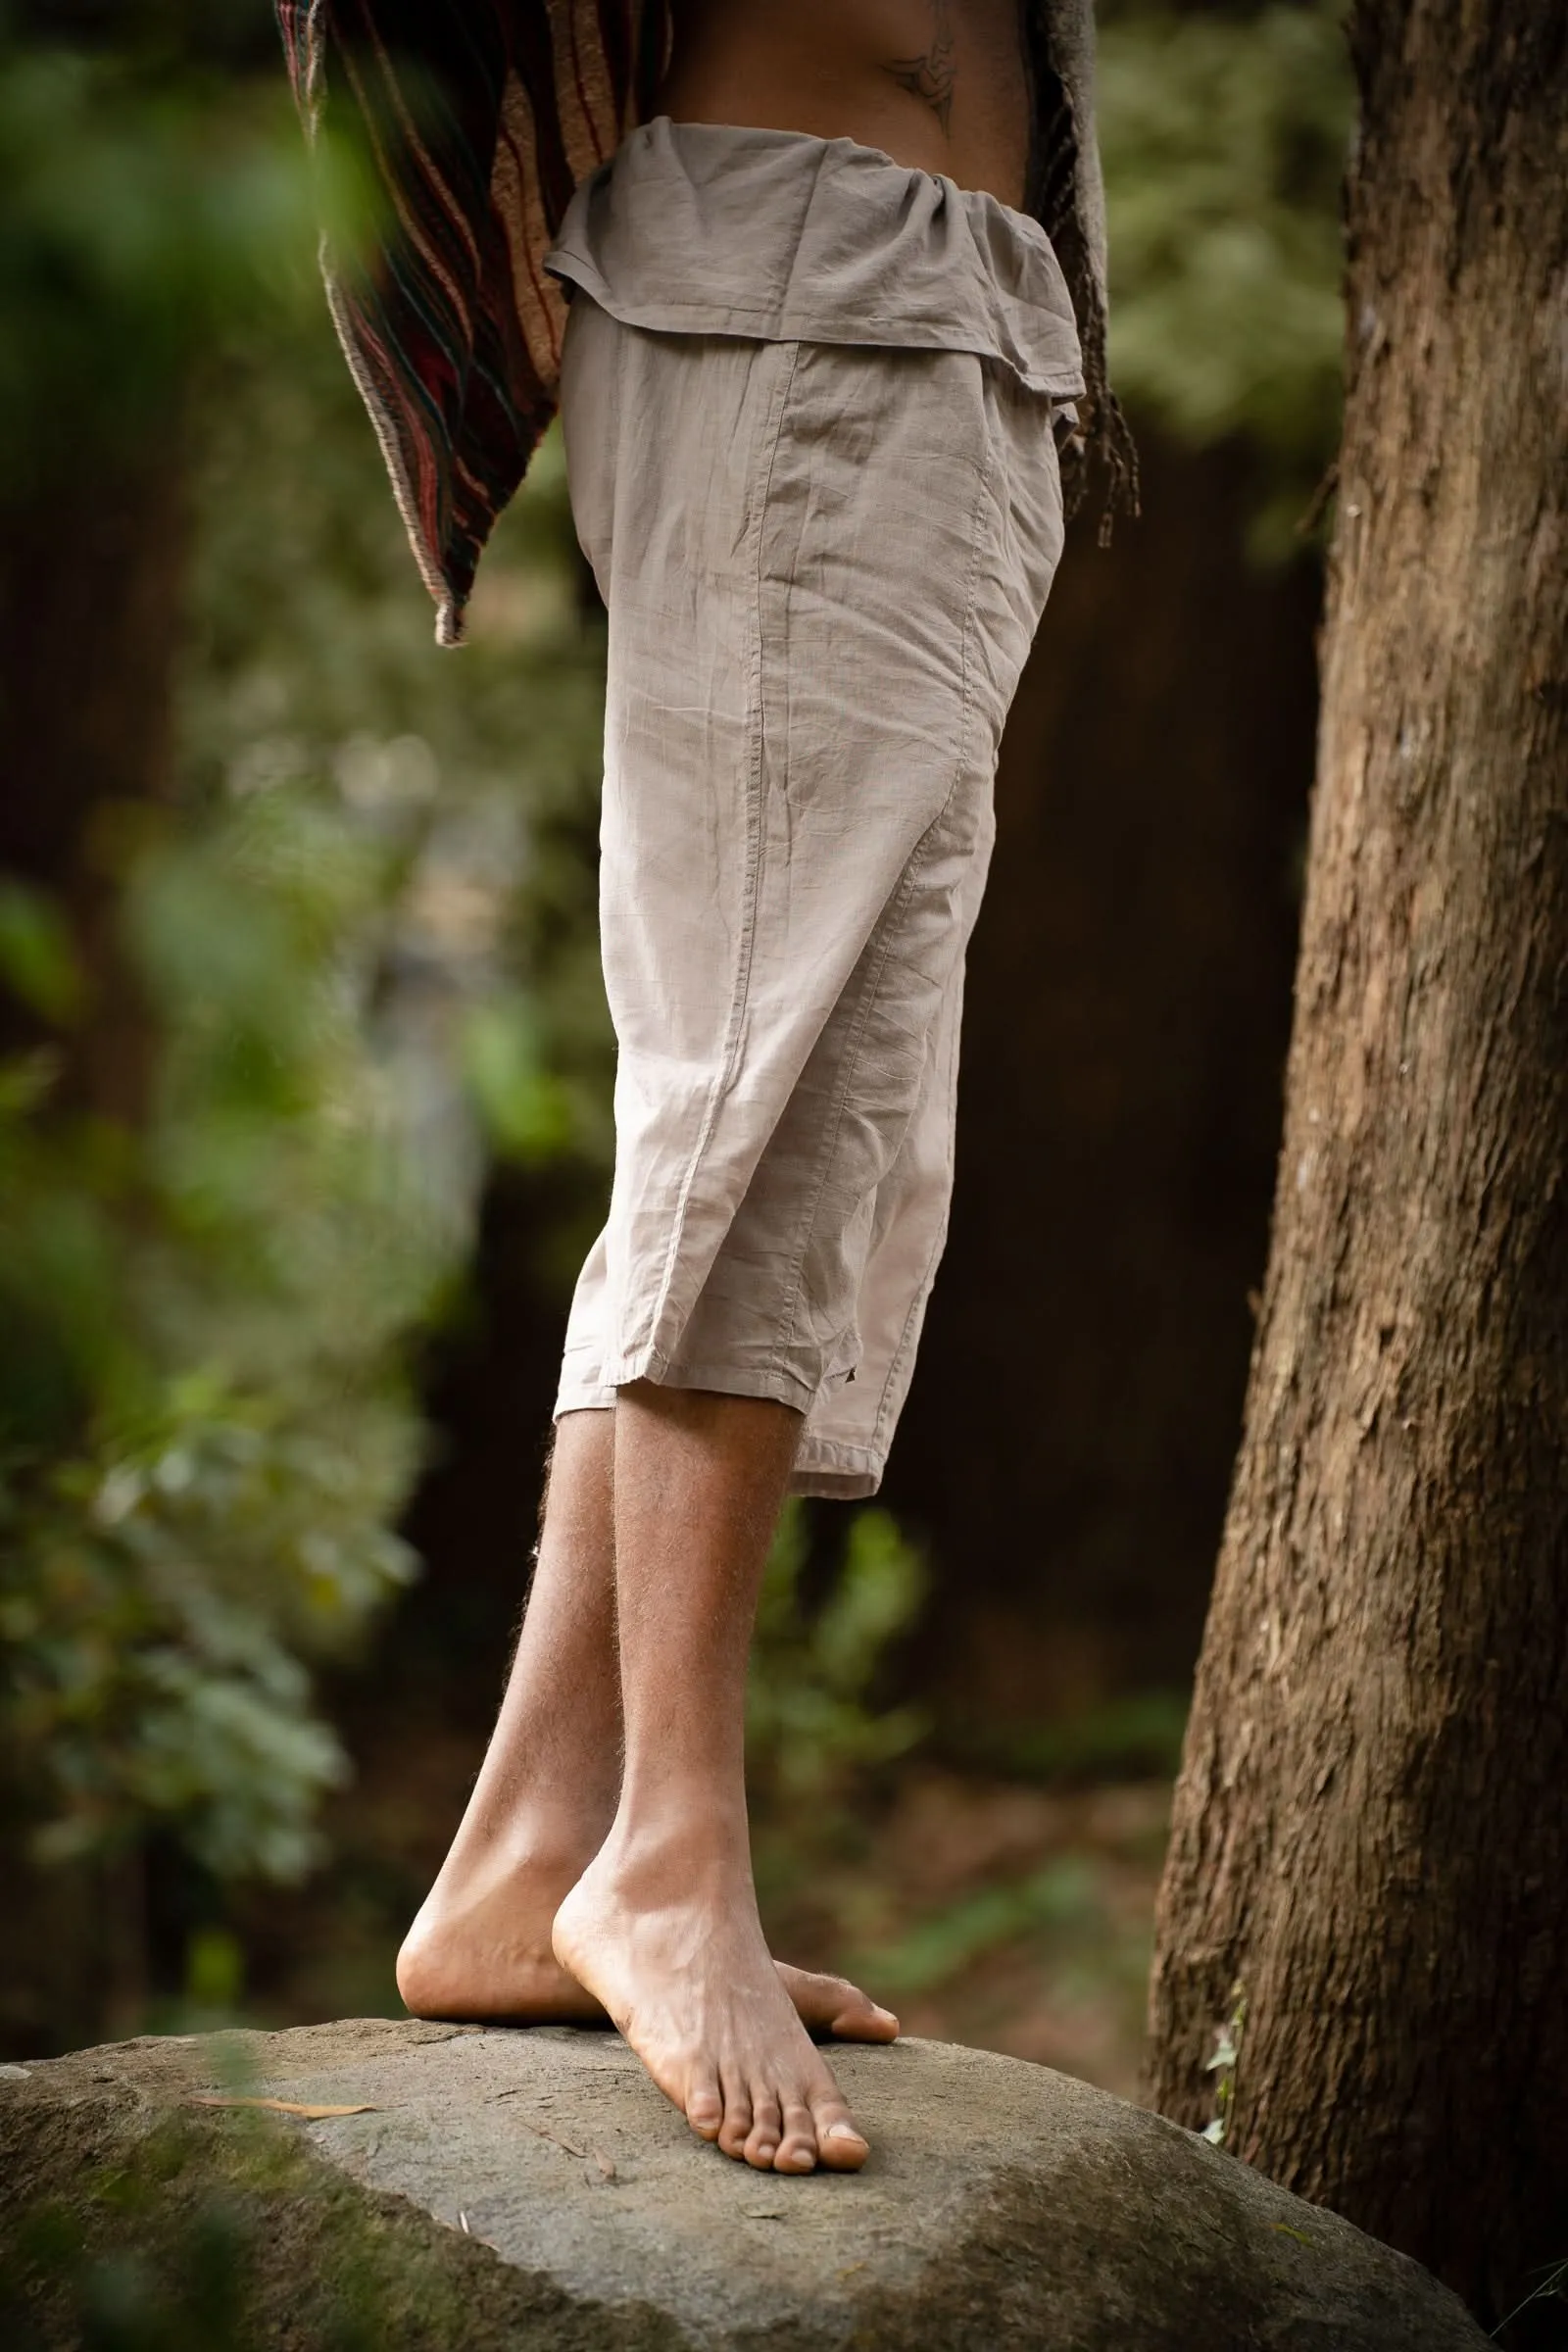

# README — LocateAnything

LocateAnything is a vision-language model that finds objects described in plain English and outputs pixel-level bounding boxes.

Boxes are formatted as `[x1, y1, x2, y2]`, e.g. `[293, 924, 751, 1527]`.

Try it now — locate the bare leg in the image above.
[552, 1385, 873, 2173]
[396, 1411, 621, 2021]
[396, 1409, 897, 2045]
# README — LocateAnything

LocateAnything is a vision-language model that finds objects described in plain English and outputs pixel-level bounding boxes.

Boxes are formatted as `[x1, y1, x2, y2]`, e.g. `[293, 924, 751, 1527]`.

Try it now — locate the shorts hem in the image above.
[789, 1441, 885, 1500]
[560, 1346, 819, 1417]
[554, 1368, 888, 1497]
[553, 1381, 617, 1419]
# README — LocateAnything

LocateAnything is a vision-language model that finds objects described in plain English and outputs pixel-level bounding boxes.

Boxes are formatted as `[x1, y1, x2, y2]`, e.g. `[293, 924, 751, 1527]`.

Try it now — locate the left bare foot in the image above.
[396, 1849, 898, 2043]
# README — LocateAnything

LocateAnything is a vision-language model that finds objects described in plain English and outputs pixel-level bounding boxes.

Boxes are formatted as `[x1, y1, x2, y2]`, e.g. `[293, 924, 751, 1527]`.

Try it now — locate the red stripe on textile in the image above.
[368, 27, 483, 276]
[276, 0, 314, 110]
[496, 101, 564, 378]
[505, 3, 573, 222]
[453, 453, 494, 505]
[564, 3, 608, 167]
[337, 35, 474, 343]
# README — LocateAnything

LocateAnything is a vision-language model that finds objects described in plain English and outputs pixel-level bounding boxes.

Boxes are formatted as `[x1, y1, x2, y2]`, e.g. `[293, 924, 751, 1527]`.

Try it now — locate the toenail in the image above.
[827, 2122, 864, 2142]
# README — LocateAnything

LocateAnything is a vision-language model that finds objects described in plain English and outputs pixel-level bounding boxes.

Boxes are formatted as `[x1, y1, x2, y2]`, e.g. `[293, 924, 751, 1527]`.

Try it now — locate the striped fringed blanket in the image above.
[277, 1, 1136, 644]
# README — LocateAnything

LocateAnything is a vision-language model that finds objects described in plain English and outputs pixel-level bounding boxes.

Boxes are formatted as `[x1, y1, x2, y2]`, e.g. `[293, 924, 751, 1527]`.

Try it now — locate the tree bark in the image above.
[1146, 0, 1568, 2328]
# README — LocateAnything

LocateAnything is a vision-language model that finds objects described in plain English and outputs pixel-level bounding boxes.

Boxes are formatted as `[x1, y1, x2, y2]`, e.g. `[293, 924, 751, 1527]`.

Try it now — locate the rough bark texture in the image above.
[1146, 0, 1568, 2330]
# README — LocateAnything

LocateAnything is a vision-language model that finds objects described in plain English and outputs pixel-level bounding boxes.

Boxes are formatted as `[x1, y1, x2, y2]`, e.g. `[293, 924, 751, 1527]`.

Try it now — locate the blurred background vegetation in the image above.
[0, 0, 1349, 2084]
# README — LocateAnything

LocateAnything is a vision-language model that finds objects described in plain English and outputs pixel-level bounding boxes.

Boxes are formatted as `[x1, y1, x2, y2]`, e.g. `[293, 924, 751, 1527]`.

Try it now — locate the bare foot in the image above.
[397, 1850, 604, 2025]
[778, 1959, 900, 2044]
[552, 1827, 873, 2173]
[397, 1852, 899, 2048]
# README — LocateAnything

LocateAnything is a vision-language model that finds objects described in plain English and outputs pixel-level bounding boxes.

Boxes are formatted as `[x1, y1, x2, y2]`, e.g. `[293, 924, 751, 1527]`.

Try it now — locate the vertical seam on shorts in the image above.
[765, 401, 995, 1388]
[767, 847, 933, 1375]
[865, 378, 1026, 1460]
[630, 338, 804, 1360]
[864, 378, 1005, 1456]
[867, 1012, 964, 1463]
[724, 338, 803, 1094]
[597, 298, 626, 591]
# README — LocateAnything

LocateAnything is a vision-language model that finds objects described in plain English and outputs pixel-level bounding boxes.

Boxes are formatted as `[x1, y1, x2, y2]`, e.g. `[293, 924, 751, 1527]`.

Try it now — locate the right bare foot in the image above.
[397, 1852, 899, 2050]
[552, 1824, 872, 2173]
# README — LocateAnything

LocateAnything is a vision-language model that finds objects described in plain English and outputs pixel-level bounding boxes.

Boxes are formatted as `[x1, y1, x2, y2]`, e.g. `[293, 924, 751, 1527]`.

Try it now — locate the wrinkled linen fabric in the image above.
[548, 123, 1076, 1497]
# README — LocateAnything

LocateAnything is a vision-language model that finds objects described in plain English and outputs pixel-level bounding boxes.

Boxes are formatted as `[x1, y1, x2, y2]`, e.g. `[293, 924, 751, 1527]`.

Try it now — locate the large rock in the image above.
[1, 2018, 1486, 2349]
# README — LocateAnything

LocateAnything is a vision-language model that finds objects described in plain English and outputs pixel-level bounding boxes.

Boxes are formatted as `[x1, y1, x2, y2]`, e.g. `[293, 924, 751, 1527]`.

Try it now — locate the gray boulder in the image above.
[0, 2017, 1487, 2348]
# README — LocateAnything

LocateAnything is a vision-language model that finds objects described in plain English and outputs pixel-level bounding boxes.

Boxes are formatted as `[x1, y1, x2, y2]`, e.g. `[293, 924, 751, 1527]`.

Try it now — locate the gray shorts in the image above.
[547, 123, 1078, 1496]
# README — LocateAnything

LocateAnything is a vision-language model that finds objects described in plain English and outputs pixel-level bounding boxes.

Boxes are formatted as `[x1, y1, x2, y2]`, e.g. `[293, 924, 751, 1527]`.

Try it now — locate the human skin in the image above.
[660, 0, 1031, 209]
[400, 2, 1030, 2172]
[550, 1389, 877, 2172]
[396, 1407, 899, 2053]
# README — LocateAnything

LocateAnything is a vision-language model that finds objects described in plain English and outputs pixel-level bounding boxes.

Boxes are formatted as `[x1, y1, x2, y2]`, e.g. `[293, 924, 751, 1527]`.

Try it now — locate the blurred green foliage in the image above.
[1101, 0, 1352, 547]
[0, 11, 608, 1919]
[748, 1502, 930, 1802]
[0, 2098, 506, 2352]
[746, 1501, 930, 1922]
[0, 10, 361, 492]
[851, 1857, 1099, 1996]
[947, 1689, 1193, 1785]
[6, 2147, 264, 2352]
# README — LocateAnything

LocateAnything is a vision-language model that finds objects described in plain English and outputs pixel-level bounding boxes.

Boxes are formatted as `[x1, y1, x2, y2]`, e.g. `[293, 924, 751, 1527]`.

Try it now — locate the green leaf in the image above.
[0, 882, 83, 1024]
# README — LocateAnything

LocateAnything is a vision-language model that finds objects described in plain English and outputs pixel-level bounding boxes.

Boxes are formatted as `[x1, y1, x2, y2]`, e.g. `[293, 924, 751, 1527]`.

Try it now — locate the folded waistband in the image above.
[545, 116, 1086, 400]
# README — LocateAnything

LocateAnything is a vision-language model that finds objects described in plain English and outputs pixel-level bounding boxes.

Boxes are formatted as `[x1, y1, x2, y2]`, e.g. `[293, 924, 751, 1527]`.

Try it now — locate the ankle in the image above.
[599, 1786, 752, 1882]
[438, 1790, 613, 1890]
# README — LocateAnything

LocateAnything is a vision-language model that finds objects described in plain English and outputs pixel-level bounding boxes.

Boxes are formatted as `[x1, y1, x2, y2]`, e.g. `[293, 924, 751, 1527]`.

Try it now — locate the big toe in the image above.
[812, 2091, 869, 2172]
[779, 1963, 899, 2043]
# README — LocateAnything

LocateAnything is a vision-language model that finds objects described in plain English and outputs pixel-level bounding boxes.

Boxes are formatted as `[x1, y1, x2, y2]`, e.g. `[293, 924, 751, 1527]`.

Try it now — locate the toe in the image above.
[774, 2094, 818, 2174]
[779, 1963, 899, 2044]
[823, 1974, 899, 2044]
[810, 2082, 868, 2171]
[744, 2088, 782, 2170]
[717, 2071, 754, 2161]
[685, 2066, 722, 2142]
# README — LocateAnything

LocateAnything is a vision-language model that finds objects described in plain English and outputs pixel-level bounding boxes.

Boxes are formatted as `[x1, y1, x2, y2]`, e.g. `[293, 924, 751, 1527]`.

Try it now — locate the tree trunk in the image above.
[1145, 0, 1568, 2328]
[0, 451, 187, 1123]
[0, 446, 188, 2055]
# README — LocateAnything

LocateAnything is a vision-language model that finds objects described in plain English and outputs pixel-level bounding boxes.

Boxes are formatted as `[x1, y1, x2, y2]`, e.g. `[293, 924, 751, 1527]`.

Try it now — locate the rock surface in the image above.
[1, 2018, 1488, 2349]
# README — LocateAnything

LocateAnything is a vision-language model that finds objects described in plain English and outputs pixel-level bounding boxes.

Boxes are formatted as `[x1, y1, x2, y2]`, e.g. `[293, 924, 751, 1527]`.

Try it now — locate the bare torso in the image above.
[660, 0, 1030, 211]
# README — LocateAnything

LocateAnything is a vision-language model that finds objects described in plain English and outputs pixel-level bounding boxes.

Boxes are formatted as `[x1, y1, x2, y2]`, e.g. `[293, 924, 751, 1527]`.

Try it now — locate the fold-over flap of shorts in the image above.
[545, 117, 1086, 401]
